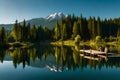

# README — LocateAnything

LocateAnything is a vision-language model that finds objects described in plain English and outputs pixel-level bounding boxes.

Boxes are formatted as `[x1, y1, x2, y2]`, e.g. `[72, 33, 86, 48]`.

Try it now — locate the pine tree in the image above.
[0, 27, 6, 44]
[117, 26, 120, 37]
[78, 14, 84, 39]
[44, 27, 51, 40]
[11, 20, 19, 41]
[88, 16, 92, 39]
[65, 15, 72, 39]
[83, 18, 90, 40]
[92, 17, 97, 38]
[97, 17, 101, 36]
[36, 26, 44, 41]
[54, 20, 60, 40]
[18, 23, 22, 41]
[61, 23, 67, 40]
[31, 25, 37, 41]
[22, 19, 27, 42]
[26, 23, 31, 41]
[72, 21, 80, 39]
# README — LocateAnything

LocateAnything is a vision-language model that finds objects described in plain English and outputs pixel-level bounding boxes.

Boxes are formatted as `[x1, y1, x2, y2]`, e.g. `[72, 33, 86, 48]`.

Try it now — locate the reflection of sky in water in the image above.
[0, 46, 120, 80]
[0, 60, 120, 80]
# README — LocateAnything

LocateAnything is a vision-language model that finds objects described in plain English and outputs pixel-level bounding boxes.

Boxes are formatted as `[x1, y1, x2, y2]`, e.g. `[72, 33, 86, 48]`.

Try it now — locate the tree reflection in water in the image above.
[0, 45, 120, 71]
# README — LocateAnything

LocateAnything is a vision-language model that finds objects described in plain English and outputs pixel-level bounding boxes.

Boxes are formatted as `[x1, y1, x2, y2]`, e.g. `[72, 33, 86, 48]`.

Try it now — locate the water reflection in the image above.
[0, 45, 120, 71]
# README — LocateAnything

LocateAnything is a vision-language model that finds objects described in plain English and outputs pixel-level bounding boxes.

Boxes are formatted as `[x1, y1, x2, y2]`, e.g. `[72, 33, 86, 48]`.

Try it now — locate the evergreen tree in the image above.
[72, 21, 80, 39]
[44, 27, 51, 40]
[31, 25, 37, 41]
[78, 14, 84, 39]
[22, 19, 27, 42]
[97, 17, 101, 36]
[18, 23, 22, 41]
[117, 26, 120, 37]
[54, 20, 60, 40]
[0, 27, 6, 44]
[83, 18, 90, 40]
[36, 26, 44, 41]
[65, 15, 72, 39]
[88, 16, 92, 38]
[91, 17, 97, 38]
[4, 13, 120, 43]
[61, 23, 67, 40]
[11, 20, 20, 41]
[26, 23, 31, 41]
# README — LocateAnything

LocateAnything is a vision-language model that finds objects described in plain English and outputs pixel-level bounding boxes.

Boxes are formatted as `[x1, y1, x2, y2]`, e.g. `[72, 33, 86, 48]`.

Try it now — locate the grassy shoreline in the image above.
[0, 40, 118, 50]
[50, 40, 118, 46]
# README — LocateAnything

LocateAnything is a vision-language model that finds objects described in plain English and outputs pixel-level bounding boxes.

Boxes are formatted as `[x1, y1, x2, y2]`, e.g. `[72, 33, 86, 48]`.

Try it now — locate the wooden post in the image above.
[104, 47, 108, 57]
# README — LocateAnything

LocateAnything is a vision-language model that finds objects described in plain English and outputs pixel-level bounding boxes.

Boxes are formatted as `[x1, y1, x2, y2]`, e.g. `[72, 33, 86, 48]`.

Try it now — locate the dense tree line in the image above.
[10, 20, 51, 42]
[1, 14, 120, 45]
[54, 14, 120, 41]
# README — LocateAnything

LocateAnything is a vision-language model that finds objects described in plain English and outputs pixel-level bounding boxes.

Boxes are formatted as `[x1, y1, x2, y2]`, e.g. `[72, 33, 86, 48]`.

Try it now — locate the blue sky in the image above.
[0, 0, 120, 24]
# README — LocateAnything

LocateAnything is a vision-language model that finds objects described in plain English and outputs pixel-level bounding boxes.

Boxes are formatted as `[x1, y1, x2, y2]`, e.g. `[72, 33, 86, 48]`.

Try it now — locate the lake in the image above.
[0, 45, 120, 80]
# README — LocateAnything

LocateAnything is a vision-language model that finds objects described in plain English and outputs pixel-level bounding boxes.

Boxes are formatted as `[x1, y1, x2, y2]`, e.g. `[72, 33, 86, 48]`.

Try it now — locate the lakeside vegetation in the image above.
[1, 14, 120, 48]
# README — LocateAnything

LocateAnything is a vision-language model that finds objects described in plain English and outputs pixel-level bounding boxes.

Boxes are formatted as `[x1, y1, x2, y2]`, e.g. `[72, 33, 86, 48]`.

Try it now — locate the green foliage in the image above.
[97, 17, 101, 36]
[0, 27, 6, 45]
[2, 13, 120, 45]
[109, 36, 116, 42]
[117, 37, 120, 43]
[11, 20, 20, 41]
[54, 20, 61, 40]
[61, 23, 67, 40]
[10, 20, 52, 43]
[95, 36, 101, 43]
[117, 26, 120, 37]
[74, 35, 81, 45]
[31, 25, 37, 41]
[72, 21, 80, 39]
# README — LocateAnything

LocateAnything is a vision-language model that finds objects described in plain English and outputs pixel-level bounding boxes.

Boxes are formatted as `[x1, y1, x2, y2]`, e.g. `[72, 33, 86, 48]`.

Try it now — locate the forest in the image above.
[1, 14, 120, 47]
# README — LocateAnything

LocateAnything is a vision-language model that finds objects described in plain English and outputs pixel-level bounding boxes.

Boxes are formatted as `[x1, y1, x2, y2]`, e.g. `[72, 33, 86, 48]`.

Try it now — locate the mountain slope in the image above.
[0, 12, 65, 31]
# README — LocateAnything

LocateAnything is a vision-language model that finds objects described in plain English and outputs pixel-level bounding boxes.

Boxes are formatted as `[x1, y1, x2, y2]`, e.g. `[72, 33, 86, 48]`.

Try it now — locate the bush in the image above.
[74, 35, 81, 45]
[96, 36, 101, 43]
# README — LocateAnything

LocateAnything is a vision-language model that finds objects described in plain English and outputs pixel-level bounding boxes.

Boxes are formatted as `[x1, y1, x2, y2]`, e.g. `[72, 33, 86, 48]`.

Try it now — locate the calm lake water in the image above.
[0, 45, 120, 80]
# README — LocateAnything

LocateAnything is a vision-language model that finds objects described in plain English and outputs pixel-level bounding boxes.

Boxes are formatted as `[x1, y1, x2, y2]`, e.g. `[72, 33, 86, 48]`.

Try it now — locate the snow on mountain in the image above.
[46, 12, 65, 21]
[0, 12, 66, 30]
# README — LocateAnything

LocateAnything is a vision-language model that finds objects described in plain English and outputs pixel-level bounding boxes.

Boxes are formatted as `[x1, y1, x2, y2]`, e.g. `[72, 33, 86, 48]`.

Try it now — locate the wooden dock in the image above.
[80, 54, 100, 61]
[80, 49, 120, 61]
[80, 49, 108, 61]
[80, 49, 107, 55]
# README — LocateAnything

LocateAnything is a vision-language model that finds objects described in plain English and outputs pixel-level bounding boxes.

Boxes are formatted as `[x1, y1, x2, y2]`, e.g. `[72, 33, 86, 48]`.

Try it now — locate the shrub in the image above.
[96, 36, 101, 43]
[74, 35, 81, 45]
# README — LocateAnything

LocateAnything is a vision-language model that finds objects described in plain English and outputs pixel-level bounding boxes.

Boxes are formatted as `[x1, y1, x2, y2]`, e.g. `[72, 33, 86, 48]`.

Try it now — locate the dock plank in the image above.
[80, 49, 107, 55]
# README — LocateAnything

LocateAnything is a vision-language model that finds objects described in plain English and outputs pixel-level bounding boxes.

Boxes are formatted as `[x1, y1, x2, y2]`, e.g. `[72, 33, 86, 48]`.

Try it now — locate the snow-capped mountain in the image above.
[46, 12, 65, 21]
[0, 12, 66, 30]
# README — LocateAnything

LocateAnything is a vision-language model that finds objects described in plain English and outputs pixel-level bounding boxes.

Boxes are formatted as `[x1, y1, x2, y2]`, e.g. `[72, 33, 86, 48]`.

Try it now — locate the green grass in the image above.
[51, 39, 120, 47]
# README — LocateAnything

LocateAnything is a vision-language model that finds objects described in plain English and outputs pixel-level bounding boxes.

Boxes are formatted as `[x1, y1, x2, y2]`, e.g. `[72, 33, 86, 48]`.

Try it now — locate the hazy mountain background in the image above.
[0, 12, 65, 31]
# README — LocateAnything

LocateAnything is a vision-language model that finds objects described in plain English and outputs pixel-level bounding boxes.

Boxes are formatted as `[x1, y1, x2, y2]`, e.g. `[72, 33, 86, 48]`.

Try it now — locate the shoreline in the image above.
[0, 40, 118, 50]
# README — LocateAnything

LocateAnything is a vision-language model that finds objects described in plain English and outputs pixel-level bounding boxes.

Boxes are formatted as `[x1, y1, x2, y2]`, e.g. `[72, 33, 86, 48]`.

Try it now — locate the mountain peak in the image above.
[46, 12, 65, 21]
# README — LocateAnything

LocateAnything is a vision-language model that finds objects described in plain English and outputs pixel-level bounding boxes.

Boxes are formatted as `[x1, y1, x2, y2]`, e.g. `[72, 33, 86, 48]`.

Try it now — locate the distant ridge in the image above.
[0, 12, 66, 31]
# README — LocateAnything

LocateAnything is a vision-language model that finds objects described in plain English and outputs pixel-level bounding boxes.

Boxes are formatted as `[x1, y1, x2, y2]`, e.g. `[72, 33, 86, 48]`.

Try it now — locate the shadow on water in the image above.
[1, 44, 120, 71]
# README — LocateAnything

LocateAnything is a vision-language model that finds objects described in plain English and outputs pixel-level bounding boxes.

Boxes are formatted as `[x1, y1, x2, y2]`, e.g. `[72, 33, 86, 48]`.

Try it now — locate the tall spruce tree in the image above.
[31, 25, 37, 41]
[26, 23, 31, 41]
[22, 19, 27, 42]
[61, 23, 67, 40]
[0, 27, 6, 44]
[92, 17, 97, 38]
[117, 26, 120, 37]
[97, 17, 101, 36]
[11, 20, 20, 41]
[54, 20, 60, 40]
[72, 21, 80, 39]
